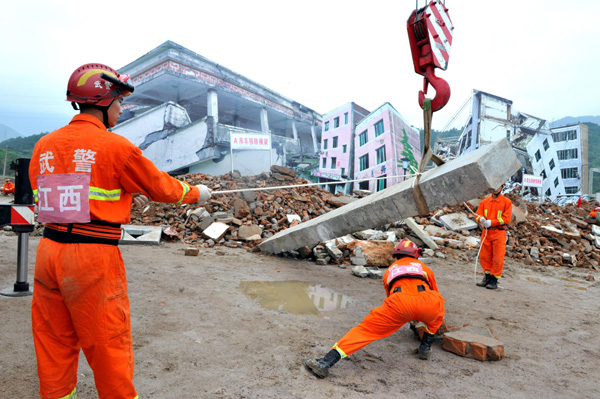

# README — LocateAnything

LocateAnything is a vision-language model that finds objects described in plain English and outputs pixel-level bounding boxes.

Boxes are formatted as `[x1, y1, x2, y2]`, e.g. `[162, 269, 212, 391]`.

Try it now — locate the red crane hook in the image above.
[407, 0, 454, 112]
[418, 65, 451, 112]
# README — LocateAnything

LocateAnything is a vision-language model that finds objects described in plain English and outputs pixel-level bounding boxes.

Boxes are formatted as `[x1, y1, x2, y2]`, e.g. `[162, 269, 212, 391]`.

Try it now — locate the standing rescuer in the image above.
[475, 184, 513, 289]
[305, 238, 445, 379]
[29, 63, 212, 399]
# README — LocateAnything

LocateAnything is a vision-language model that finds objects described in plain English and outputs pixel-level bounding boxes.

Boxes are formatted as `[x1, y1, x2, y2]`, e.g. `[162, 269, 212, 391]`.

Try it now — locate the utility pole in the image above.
[2, 146, 8, 177]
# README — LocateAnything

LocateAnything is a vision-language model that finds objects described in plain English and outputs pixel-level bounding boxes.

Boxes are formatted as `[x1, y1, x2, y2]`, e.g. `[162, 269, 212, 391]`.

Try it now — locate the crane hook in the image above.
[418, 65, 451, 112]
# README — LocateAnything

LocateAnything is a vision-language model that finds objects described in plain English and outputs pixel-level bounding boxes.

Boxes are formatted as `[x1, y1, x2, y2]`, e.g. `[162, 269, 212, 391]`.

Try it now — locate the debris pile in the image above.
[130, 165, 346, 249]
[128, 166, 600, 271]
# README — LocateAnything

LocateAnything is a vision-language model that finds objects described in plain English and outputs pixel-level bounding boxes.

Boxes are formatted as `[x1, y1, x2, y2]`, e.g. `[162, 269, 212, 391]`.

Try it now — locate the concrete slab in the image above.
[259, 138, 521, 254]
[438, 212, 478, 231]
[120, 224, 163, 245]
[405, 218, 439, 250]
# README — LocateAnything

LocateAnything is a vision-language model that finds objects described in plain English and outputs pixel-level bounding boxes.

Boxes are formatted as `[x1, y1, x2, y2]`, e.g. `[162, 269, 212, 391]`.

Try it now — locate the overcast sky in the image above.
[1, 0, 598, 136]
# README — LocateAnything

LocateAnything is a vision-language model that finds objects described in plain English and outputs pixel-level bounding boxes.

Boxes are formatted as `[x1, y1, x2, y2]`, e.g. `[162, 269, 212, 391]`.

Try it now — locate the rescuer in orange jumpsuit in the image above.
[305, 239, 445, 378]
[589, 206, 600, 219]
[2, 178, 15, 195]
[475, 184, 513, 289]
[29, 63, 212, 399]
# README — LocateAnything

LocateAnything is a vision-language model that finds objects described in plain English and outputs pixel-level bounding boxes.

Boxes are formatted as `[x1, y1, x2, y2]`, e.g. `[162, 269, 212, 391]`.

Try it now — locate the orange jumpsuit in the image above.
[2, 181, 15, 194]
[332, 258, 445, 358]
[590, 207, 600, 219]
[29, 114, 200, 399]
[475, 194, 513, 278]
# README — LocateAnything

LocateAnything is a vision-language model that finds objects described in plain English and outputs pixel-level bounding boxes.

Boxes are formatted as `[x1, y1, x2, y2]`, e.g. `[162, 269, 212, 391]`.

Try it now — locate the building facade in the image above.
[112, 41, 322, 176]
[313, 103, 369, 194]
[353, 103, 421, 193]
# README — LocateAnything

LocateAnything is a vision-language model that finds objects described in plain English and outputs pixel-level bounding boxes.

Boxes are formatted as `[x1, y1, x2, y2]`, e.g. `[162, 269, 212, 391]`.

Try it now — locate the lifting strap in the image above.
[411, 99, 446, 215]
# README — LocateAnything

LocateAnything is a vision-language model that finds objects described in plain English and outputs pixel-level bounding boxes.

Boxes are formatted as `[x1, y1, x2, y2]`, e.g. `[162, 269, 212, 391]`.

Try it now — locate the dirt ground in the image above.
[1, 223, 600, 398]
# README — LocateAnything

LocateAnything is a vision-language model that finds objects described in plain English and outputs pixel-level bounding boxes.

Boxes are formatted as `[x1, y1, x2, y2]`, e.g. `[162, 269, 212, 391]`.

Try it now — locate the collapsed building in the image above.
[112, 41, 322, 177]
[435, 90, 589, 202]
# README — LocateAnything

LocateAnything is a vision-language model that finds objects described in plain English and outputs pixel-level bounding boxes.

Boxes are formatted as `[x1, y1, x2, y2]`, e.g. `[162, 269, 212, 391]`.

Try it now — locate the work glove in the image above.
[132, 194, 150, 208]
[196, 184, 212, 203]
[483, 219, 492, 228]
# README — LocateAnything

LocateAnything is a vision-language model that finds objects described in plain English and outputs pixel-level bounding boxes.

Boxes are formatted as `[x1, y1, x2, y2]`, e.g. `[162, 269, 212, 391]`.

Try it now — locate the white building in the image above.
[454, 90, 589, 201]
[112, 41, 322, 176]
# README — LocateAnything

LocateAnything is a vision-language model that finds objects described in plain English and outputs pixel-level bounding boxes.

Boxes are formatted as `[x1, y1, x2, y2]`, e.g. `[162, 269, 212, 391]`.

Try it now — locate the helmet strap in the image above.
[71, 102, 80, 111]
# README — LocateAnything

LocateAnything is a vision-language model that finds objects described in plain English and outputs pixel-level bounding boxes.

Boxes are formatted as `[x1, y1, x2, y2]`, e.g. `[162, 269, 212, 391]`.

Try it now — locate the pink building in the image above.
[354, 103, 421, 192]
[313, 102, 370, 194]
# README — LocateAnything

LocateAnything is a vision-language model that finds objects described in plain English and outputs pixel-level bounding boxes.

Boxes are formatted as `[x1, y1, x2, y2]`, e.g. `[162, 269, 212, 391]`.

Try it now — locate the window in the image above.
[333, 117, 339, 128]
[374, 119, 384, 137]
[359, 181, 369, 190]
[565, 186, 578, 194]
[557, 148, 578, 160]
[342, 144, 347, 153]
[331, 157, 337, 169]
[323, 139, 328, 150]
[551, 129, 577, 142]
[535, 150, 541, 162]
[377, 175, 387, 192]
[344, 112, 348, 125]
[506, 130, 511, 139]
[376, 146, 386, 164]
[359, 130, 368, 146]
[359, 154, 369, 171]
[561, 167, 579, 179]
[549, 158, 555, 170]
[322, 157, 326, 168]
[332, 136, 338, 148]
[541, 169, 547, 179]
[543, 138, 549, 151]
[554, 177, 559, 188]
[341, 168, 346, 177]
[324, 121, 329, 131]
[545, 188, 551, 196]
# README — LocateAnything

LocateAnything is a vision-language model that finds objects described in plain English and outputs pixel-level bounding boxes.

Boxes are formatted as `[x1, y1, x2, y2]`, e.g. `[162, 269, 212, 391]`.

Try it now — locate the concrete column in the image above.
[260, 108, 269, 133]
[207, 89, 218, 124]
[311, 125, 318, 153]
[292, 119, 298, 141]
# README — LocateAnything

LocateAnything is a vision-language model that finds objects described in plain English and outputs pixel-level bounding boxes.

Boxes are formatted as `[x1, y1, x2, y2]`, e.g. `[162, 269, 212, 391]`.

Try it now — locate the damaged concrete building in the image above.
[435, 90, 589, 201]
[112, 41, 322, 176]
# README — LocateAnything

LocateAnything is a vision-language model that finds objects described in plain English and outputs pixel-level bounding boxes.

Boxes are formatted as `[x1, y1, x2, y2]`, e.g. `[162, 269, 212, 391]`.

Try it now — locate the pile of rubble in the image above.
[130, 166, 600, 271]
[130, 165, 347, 249]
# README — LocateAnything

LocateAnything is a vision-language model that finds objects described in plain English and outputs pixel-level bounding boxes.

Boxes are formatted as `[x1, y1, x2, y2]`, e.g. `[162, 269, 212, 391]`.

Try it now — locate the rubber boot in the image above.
[486, 275, 498, 289]
[476, 273, 491, 287]
[305, 349, 341, 378]
[418, 332, 435, 360]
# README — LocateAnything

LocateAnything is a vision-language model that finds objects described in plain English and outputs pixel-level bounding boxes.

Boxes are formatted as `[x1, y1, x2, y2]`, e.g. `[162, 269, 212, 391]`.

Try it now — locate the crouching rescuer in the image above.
[305, 239, 445, 378]
[29, 63, 212, 399]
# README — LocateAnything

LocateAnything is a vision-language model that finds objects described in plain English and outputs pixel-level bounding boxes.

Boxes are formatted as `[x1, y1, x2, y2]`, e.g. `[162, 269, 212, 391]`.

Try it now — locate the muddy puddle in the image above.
[238, 280, 350, 315]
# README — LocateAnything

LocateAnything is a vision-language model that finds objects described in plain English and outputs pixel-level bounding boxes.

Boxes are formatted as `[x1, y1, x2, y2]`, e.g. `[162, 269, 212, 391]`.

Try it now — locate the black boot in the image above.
[305, 349, 341, 378]
[476, 273, 491, 287]
[486, 275, 498, 289]
[418, 332, 435, 360]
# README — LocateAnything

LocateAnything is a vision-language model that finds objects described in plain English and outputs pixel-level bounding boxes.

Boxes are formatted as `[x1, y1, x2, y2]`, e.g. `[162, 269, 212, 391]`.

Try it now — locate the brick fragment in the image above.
[184, 247, 199, 256]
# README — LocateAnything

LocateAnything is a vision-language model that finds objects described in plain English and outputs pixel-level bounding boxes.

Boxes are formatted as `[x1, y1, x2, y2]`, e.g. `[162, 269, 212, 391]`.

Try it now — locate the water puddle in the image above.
[238, 281, 350, 315]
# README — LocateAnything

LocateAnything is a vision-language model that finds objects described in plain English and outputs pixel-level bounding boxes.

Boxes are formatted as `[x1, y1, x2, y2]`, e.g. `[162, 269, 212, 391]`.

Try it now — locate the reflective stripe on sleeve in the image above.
[32, 188, 38, 203]
[484, 209, 488, 218]
[89, 186, 121, 201]
[177, 181, 191, 205]
[497, 210, 504, 225]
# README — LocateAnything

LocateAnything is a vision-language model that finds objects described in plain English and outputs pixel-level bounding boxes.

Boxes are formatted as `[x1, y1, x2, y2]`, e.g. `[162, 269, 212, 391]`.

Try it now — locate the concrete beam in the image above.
[259, 138, 521, 254]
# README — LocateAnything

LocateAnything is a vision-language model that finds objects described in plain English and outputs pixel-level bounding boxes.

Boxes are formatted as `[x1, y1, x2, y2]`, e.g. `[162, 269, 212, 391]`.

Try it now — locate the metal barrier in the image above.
[1, 158, 34, 297]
